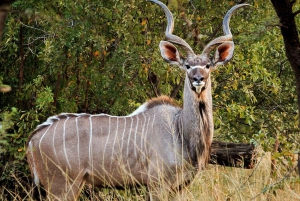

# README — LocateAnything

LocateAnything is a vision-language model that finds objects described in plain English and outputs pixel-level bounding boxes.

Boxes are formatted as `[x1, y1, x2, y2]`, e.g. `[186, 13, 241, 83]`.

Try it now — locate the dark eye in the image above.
[185, 65, 191, 69]
[206, 64, 210, 69]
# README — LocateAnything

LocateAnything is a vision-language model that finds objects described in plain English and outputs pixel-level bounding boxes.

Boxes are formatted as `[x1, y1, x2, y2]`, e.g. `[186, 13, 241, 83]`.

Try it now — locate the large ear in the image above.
[159, 41, 183, 66]
[213, 41, 234, 67]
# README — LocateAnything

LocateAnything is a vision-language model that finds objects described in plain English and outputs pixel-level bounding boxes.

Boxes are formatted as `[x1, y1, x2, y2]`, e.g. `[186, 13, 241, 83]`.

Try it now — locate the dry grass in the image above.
[87, 152, 300, 201]
[1, 152, 300, 201]
[182, 152, 300, 201]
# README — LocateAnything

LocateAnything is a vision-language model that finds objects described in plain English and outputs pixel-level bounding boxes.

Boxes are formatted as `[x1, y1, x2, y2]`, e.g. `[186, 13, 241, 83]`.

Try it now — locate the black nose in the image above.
[193, 75, 204, 83]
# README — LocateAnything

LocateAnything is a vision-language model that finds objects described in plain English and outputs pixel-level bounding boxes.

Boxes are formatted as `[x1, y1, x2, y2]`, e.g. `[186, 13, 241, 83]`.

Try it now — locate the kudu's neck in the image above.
[180, 73, 214, 169]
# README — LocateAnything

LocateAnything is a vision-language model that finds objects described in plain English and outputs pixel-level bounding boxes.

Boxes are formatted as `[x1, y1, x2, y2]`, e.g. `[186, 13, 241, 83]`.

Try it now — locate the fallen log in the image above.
[210, 141, 257, 169]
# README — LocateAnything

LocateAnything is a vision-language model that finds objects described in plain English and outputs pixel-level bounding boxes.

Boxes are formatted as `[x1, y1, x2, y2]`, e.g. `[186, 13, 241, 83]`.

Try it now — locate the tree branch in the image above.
[234, 0, 246, 4]
[204, 22, 223, 45]
[170, 77, 184, 98]
[147, 71, 160, 97]
[293, 10, 300, 17]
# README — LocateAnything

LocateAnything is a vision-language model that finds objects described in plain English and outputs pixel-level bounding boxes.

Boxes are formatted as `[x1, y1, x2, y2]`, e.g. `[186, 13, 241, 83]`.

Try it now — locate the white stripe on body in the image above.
[134, 115, 139, 158]
[76, 116, 81, 170]
[63, 116, 71, 170]
[103, 116, 111, 165]
[144, 114, 151, 155]
[89, 115, 93, 171]
[38, 123, 53, 164]
[52, 120, 60, 164]
[28, 141, 40, 186]
[110, 117, 119, 169]
[127, 117, 133, 157]
[150, 113, 156, 155]
[120, 117, 126, 155]
[140, 113, 147, 154]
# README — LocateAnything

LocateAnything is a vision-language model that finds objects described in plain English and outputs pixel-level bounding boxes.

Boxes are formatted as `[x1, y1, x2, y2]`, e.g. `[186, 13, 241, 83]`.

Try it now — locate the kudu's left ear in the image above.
[213, 41, 234, 68]
[159, 41, 183, 67]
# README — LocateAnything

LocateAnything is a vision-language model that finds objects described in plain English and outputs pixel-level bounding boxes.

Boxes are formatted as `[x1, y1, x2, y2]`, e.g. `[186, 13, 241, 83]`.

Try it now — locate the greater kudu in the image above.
[26, 1, 248, 200]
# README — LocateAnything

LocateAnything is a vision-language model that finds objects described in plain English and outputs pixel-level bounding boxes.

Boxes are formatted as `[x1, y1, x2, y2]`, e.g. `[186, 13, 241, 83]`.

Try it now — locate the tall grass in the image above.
[1, 152, 299, 200]
[185, 152, 300, 201]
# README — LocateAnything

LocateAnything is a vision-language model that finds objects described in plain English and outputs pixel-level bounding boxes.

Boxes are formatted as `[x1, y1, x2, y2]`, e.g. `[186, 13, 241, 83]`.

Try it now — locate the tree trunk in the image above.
[270, 0, 300, 126]
[210, 141, 257, 169]
[271, 0, 300, 178]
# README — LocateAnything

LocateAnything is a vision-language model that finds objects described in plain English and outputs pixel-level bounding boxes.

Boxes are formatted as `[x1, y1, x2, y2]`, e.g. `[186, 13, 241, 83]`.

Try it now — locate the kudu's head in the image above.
[149, 0, 249, 95]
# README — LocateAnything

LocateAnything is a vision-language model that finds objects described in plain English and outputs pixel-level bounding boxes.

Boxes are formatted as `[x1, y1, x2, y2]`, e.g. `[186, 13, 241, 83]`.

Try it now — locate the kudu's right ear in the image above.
[159, 41, 183, 67]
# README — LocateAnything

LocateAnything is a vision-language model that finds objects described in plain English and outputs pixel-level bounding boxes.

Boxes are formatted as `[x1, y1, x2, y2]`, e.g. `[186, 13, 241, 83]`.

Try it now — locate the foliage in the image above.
[0, 0, 299, 199]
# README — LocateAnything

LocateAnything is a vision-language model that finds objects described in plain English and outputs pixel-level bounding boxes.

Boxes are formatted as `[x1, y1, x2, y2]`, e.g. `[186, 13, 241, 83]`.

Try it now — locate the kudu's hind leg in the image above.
[43, 169, 85, 201]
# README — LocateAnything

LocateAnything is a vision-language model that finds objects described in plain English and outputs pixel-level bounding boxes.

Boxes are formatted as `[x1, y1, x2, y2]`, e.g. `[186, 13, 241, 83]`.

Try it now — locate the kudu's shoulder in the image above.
[147, 95, 180, 110]
[128, 95, 181, 117]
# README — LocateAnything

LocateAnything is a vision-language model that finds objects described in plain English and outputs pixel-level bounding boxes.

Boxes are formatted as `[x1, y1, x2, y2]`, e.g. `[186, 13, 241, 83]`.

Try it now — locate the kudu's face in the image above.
[159, 40, 230, 95]
[184, 55, 212, 94]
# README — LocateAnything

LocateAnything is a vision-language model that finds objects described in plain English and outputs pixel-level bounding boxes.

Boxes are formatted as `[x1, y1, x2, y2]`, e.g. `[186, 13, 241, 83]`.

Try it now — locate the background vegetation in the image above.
[0, 0, 299, 200]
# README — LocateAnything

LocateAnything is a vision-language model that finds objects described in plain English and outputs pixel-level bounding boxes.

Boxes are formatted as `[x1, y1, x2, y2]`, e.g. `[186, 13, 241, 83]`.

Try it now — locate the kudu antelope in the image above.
[26, 1, 248, 200]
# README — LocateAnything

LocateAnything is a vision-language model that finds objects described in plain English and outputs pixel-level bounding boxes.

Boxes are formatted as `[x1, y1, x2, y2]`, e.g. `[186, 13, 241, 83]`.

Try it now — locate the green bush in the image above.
[0, 0, 299, 199]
